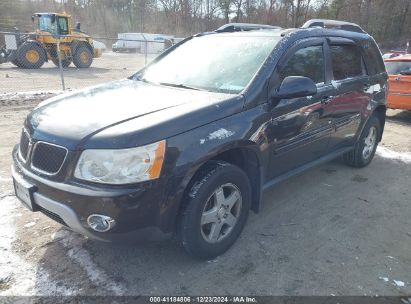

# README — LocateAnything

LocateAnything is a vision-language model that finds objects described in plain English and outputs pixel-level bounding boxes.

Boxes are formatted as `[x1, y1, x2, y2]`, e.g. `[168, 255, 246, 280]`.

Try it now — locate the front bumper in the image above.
[12, 147, 173, 242]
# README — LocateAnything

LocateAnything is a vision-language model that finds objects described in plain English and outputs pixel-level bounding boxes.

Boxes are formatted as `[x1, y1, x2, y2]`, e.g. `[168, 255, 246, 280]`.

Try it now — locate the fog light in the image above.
[87, 214, 115, 232]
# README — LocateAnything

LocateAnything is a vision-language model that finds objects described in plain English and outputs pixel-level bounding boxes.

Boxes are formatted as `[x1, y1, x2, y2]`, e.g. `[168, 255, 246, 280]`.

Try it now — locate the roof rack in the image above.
[216, 23, 282, 33]
[301, 19, 366, 33]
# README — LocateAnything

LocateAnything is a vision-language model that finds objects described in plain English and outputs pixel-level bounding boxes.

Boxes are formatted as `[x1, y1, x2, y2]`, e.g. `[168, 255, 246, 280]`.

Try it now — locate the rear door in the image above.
[324, 39, 370, 151]
[385, 60, 411, 110]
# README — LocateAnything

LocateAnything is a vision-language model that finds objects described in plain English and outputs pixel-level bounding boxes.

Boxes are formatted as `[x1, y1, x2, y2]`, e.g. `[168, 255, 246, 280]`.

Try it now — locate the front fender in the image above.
[160, 106, 269, 232]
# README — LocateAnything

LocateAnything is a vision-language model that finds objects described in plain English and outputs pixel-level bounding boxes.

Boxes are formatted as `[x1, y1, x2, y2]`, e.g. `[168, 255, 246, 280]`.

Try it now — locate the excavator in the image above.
[0, 12, 102, 69]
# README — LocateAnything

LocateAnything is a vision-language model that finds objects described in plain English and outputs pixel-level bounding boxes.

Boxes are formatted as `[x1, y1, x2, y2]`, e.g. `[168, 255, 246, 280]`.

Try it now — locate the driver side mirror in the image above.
[271, 76, 317, 100]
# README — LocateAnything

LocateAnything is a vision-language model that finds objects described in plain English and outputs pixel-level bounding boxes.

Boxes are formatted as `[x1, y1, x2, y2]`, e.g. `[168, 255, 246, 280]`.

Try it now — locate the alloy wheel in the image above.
[200, 183, 242, 243]
[363, 126, 377, 160]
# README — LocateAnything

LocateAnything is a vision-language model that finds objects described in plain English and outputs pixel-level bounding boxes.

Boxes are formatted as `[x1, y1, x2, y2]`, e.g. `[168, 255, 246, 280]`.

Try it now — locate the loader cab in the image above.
[34, 14, 70, 36]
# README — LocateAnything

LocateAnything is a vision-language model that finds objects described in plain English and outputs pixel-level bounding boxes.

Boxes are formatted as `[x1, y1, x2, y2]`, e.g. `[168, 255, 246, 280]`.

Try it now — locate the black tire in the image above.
[16, 42, 46, 69]
[342, 116, 381, 168]
[11, 59, 23, 68]
[177, 161, 251, 259]
[51, 57, 72, 68]
[73, 45, 93, 68]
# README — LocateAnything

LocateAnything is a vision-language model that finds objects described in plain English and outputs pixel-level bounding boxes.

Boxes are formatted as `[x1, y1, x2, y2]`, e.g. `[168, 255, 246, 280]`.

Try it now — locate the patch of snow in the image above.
[0, 176, 12, 183]
[331, 80, 341, 89]
[376, 146, 411, 164]
[24, 222, 36, 228]
[379, 276, 389, 282]
[0, 90, 62, 102]
[0, 196, 75, 296]
[208, 128, 235, 141]
[393, 280, 405, 287]
[53, 230, 126, 295]
[200, 139, 206, 144]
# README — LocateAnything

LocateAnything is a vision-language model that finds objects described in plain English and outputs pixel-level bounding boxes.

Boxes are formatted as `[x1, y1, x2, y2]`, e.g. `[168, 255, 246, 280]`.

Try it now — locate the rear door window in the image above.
[330, 45, 364, 80]
[280, 45, 325, 85]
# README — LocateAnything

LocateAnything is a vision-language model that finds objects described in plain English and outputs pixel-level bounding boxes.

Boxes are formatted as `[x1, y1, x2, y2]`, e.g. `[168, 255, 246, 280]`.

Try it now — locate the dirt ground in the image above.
[0, 93, 410, 296]
[0, 51, 154, 93]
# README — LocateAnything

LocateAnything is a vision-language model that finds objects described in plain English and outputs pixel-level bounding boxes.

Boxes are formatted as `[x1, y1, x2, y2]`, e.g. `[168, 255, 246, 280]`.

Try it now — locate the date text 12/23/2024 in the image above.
[149, 297, 257, 303]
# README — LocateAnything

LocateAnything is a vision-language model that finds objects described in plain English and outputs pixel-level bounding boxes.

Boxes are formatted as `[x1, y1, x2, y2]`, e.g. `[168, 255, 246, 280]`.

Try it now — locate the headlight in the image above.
[74, 140, 166, 184]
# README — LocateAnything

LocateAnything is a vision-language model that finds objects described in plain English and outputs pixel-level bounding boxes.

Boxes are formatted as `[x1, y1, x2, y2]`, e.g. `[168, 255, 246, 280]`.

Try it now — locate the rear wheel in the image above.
[73, 45, 93, 68]
[16, 42, 46, 69]
[342, 116, 381, 167]
[177, 161, 251, 259]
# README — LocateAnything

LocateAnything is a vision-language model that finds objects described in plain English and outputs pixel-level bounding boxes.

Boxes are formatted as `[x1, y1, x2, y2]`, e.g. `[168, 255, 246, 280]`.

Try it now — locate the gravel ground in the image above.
[0, 51, 154, 93]
[0, 94, 410, 296]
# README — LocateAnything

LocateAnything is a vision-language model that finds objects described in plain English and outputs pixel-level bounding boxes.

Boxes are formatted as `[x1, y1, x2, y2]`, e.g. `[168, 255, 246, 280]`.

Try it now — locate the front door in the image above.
[266, 40, 334, 180]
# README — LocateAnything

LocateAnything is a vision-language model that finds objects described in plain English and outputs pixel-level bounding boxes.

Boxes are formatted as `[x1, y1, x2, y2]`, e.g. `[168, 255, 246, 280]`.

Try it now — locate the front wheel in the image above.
[177, 161, 251, 259]
[73, 45, 93, 68]
[342, 116, 381, 167]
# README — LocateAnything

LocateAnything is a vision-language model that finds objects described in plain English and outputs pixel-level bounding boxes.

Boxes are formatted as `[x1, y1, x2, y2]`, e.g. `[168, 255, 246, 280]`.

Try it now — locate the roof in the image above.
[385, 54, 411, 62]
[301, 19, 365, 33]
[34, 12, 71, 18]
[213, 19, 368, 38]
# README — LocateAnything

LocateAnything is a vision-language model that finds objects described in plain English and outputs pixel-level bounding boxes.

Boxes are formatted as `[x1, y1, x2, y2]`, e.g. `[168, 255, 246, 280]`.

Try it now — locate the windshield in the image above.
[385, 61, 411, 75]
[38, 15, 57, 34]
[140, 34, 281, 94]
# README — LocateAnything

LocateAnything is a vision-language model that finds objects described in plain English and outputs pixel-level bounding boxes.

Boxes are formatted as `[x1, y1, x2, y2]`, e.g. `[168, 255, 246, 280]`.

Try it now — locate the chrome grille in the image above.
[19, 130, 30, 161]
[31, 142, 67, 174]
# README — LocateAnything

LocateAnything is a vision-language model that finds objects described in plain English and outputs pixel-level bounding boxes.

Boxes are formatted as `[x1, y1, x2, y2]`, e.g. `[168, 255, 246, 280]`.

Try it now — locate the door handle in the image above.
[321, 96, 332, 105]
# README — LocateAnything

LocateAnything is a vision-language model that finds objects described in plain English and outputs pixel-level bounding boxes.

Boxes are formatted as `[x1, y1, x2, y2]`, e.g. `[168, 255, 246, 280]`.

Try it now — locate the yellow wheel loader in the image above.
[0, 13, 102, 69]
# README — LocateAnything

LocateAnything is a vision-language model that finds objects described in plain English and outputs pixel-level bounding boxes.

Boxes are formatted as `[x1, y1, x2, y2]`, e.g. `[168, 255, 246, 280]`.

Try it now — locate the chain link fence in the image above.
[0, 31, 179, 95]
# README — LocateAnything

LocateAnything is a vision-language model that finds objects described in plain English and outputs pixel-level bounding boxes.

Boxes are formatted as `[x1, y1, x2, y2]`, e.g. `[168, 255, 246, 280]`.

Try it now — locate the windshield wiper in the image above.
[158, 82, 201, 91]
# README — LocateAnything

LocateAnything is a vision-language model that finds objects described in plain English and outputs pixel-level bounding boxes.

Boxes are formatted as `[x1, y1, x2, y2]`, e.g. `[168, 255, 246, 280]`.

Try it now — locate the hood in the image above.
[26, 79, 243, 149]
